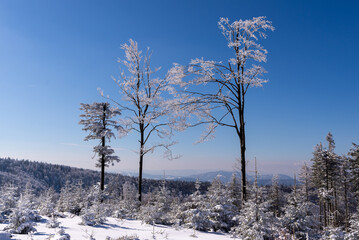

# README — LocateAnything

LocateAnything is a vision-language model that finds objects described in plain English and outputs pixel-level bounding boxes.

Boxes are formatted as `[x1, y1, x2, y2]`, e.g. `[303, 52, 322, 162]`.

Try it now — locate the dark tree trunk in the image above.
[138, 123, 144, 202]
[100, 103, 107, 192]
[101, 136, 105, 191]
[239, 108, 247, 202]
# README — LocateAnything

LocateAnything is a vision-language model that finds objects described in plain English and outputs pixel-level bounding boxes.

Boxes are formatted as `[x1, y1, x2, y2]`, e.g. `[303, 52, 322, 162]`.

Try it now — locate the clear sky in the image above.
[0, 0, 358, 175]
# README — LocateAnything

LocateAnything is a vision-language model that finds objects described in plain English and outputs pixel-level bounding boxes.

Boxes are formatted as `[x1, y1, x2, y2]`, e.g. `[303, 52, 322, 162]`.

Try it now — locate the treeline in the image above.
[0, 157, 207, 195]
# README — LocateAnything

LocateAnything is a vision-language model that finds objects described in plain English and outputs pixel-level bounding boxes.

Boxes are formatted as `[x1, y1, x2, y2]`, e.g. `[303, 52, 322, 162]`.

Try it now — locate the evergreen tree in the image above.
[349, 143, 359, 196]
[38, 187, 57, 216]
[139, 179, 172, 225]
[270, 174, 283, 217]
[116, 181, 139, 219]
[311, 133, 341, 227]
[79, 102, 121, 191]
[0, 183, 19, 221]
[5, 193, 40, 234]
[206, 176, 236, 232]
[226, 173, 241, 211]
[231, 183, 274, 239]
[181, 179, 211, 231]
[281, 175, 318, 239]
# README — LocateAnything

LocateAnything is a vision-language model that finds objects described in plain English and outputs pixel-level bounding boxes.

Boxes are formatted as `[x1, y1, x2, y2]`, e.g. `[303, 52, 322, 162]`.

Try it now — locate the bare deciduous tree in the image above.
[100, 39, 182, 202]
[171, 17, 274, 202]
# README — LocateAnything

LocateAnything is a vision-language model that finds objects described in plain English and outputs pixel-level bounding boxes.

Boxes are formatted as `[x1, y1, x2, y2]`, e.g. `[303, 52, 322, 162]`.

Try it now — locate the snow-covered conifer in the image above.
[281, 175, 318, 239]
[0, 183, 19, 221]
[79, 102, 121, 191]
[38, 187, 57, 216]
[269, 174, 283, 217]
[5, 194, 38, 234]
[181, 179, 211, 231]
[206, 176, 236, 232]
[139, 179, 172, 225]
[348, 143, 359, 196]
[116, 181, 139, 219]
[311, 133, 341, 227]
[226, 173, 241, 211]
[231, 183, 274, 239]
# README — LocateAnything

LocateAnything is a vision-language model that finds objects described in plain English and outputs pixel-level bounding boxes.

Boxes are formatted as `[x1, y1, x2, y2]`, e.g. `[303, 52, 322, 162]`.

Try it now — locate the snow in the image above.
[0, 214, 233, 240]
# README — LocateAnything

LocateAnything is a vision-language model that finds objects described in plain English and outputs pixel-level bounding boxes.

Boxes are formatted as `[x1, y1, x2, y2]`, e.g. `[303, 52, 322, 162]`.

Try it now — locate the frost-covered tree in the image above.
[57, 181, 85, 215]
[180, 179, 211, 231]
[38, 187, 57, 216]
[206, 176, 237, 232]
[139, 179, 172, 225]
[299, 162, 312, 202]
[171, 17, 274, 201]
[349, 143, 359, 196]
[79, 102, 121, 191]
[81, 184, 107, 226]
[231, 161, 276, 239]
[311, 133, 341, 227]
[340, 155, 353, 229]
[116, 181, 139, 219]
[5, 192, 40, 234]
[281, 176, 318, 239]
[0, 183, 19, 221]
[226, 173, 241, 211]
[270, 174, 283, 217]
[231, 183, 274, 239]
[101, 39, 183, 202]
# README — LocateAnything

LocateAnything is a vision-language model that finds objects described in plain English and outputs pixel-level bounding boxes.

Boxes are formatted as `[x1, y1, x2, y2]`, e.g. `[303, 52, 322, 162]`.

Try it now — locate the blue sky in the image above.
[0, 0, 358, 175]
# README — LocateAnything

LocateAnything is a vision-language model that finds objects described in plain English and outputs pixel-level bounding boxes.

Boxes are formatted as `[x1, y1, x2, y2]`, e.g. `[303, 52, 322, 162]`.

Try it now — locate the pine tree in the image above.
[116, 181, 139, 219]
[270, 174, 283, 217]
[206, 176, 236, 232]
[226, 173, 242, 211]
[5, 193, 39, 234]
[311, 132, 341, 227]
[349, 143, 359, 196]
[281, 175, 318, 239]
[0, 183, 19, 221]
[79, 102, 121, 191]
[139, 179, 172, 225]
[181, 179, 211, 231]
[38, 187, 57, 217]
[299, 162, 312, 202]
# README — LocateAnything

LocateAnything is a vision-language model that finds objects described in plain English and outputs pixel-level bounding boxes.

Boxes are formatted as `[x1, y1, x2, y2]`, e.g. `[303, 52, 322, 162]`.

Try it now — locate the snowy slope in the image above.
[0, 214, 233, 240]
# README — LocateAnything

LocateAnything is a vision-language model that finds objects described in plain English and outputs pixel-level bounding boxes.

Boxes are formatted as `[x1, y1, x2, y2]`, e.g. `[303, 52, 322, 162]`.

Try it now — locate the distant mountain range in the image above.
[121, 170, 295, 186]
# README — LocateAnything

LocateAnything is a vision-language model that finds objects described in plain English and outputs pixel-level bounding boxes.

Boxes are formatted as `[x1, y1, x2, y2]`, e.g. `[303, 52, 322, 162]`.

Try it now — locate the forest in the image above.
[0, 5, 358, 239]
[0, 133, 359, 239]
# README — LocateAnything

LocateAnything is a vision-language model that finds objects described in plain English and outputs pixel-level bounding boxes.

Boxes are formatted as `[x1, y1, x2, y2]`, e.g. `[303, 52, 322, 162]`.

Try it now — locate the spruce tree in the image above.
[79, 102, 121, 191]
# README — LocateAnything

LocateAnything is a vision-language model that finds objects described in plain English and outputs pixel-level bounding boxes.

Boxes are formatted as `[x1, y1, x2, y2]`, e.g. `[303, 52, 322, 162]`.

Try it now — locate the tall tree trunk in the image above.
[101, 136, 105, 191]
[138, 124, 144, 202]
[100, 103, 107, 192]
[320, 199, 323, 227]
[239, 108, 247, 202]
[344, 178, 349, 230]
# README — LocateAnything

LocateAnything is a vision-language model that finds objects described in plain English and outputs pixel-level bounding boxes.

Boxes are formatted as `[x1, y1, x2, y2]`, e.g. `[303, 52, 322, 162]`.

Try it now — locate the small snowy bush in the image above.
[81, 201, 106, 226]
[4, 195, 39, 234]
[46, 214, 60, 228]
[106, 234, 140, 240]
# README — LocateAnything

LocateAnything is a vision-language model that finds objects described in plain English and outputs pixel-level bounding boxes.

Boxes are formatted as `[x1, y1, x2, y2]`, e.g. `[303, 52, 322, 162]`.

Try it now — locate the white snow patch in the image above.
[0, 214, 233, 240]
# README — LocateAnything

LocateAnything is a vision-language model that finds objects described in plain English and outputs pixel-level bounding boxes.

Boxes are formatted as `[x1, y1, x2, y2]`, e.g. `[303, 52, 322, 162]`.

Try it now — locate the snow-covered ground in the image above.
[0, 214, 234, 240]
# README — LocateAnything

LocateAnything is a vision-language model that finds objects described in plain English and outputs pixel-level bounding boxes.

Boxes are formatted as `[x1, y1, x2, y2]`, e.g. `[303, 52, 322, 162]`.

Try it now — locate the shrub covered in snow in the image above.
[4, 193, 40, 234]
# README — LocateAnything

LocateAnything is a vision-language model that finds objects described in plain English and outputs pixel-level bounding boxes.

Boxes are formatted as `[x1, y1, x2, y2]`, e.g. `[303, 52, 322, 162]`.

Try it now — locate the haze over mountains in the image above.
[121, 170, 295, 186]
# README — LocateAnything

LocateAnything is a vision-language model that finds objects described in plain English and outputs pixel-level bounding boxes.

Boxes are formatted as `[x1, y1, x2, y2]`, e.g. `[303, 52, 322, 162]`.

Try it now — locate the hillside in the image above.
[0, 158, 206, 195]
